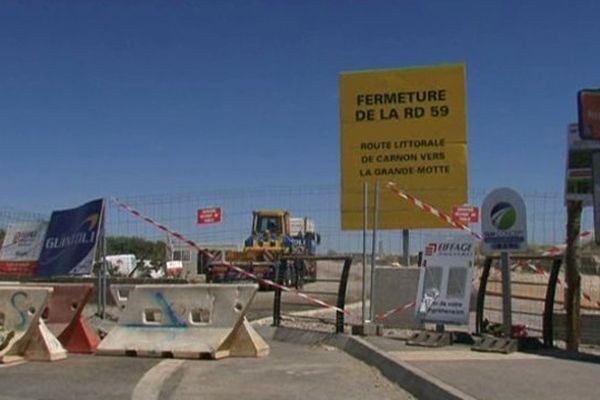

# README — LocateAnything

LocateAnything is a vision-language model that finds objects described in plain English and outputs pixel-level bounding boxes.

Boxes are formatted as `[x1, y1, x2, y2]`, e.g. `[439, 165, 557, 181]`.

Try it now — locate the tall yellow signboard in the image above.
[340, 64, 467, 230]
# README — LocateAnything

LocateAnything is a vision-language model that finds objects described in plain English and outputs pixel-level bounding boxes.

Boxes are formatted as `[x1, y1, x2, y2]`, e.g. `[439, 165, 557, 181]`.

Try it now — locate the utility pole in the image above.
[565, 200, 582, 352]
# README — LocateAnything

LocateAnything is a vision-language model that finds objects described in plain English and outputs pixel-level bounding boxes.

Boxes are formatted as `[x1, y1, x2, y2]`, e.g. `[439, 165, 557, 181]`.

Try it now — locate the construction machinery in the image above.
[205, 209, 320, 288]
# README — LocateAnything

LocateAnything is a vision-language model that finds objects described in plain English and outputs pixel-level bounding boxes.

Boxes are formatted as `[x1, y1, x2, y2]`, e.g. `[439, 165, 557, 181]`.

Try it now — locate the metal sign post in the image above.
[362, 182, 368, 323]
[96, 201, 108, 319]
[100, 209, 108, 319]
[96, 262, 102, 316]
[402, 229, 410, 266]
[369, 182, 380, 321]
[500, 251, 512, 337]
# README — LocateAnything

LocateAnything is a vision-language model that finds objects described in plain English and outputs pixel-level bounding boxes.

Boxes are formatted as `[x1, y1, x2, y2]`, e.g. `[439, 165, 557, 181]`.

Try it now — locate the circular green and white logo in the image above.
[490, 201, 516, 230]
[482, 188, 527, 254]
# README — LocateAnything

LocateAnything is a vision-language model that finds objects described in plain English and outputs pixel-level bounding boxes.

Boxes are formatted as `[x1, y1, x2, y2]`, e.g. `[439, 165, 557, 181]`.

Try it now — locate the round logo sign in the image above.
[490, 201, 516, 230]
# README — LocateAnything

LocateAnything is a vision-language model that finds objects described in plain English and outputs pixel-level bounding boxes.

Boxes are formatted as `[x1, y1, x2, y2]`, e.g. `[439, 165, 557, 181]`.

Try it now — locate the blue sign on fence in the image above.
[37, 199, 104, 277]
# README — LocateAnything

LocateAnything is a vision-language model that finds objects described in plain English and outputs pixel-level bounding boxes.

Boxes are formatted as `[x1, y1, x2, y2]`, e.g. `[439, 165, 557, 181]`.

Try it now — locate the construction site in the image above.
[1, 177, 600, 399]
[2, 2, 600, 400]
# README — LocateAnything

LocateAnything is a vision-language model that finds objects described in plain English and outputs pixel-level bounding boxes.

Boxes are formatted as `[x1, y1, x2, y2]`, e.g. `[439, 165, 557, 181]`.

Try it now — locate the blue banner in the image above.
[37, 199, 104, 277]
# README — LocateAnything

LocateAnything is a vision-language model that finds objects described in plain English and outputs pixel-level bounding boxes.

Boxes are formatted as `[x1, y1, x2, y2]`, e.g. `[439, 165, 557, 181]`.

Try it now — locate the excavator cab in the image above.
[255, 214, 283, 236]
[208, 209, 319, 287]
[244, 210, 292, 251]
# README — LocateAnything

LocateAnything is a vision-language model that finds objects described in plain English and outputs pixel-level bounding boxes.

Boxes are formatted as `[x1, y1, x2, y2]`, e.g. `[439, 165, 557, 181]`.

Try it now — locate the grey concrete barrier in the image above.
[97, 284, 269, 359]
[373, 267, 423, 329]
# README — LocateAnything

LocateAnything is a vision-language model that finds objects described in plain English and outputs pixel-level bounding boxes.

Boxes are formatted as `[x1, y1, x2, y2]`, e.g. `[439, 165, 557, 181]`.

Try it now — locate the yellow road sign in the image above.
[340, 64, 468, 230]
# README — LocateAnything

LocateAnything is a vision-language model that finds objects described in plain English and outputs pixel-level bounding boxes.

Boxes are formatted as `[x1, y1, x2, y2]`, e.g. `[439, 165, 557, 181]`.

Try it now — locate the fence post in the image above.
[543, 257, 562, 348]
[336, 257, 352, 333]
[476, 257, 493, 335]
[565, 200, 582, 351]
[402, 229, 410, 266]
[272, 260, 283, 327]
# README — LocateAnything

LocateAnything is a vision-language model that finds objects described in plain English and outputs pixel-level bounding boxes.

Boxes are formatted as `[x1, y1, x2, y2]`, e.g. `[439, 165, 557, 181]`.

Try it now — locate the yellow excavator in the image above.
[206, 209, 319, 288]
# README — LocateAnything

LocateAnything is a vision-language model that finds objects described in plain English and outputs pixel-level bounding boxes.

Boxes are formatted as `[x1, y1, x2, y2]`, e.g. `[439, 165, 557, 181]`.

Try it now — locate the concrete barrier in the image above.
[42, 283, 101, 353]
[25, 319, 68, 361]
[373, 267, 423, 329]
[97, 284, 269, 359]
[110, 284, 135, 311]
[2, 282, 102, 353]
[0, 286, 67, 363]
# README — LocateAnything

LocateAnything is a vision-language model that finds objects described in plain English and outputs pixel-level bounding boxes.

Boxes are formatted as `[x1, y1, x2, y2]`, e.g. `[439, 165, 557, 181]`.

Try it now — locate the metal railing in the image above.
[475, 255, 562, 347]
[272, 255, 353, 333]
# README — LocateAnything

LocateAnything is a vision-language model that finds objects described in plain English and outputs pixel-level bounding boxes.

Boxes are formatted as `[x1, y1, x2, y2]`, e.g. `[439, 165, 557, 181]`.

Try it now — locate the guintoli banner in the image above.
[415, 236, 474, 325]
[0, 221, 48, 276]
[37, 199, 105, 277]
[340, 63, 468, 230]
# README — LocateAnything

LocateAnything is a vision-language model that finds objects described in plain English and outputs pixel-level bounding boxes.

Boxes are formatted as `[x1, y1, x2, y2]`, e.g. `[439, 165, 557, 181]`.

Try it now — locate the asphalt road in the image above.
[0, 355, 158, 400]
[0, 328, 412, 400]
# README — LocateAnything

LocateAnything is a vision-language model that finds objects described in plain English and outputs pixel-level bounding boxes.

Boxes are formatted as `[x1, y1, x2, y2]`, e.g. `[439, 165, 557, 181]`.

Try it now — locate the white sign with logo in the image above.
[481, 188, 528, 253]
[565, 123, 600, 207]
[0, 221, 48, 261]
[415, 236, 475, 325]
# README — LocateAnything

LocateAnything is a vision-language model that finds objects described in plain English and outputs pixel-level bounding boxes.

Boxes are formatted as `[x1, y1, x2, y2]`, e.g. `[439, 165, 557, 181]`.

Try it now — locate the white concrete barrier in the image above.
[97, 284, 269, 359]
[0, 286, 67, 363]
[25, 319, 68, 361]
[110, 284, 135, 311]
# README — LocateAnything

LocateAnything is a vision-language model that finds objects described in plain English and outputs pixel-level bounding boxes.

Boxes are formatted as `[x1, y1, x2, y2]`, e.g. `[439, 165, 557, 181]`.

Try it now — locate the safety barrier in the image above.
[97, 284, 269, 359]
[42, 283, 101, 353]
[407, 331, 453, 347]
[0, 286, 67, 363]
[110, 284, 135, 311]
[372, 267, 420, 328]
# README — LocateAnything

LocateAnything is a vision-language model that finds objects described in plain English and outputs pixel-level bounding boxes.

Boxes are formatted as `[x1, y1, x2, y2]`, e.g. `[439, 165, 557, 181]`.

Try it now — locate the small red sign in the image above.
[579, 89, 600, 140]
[197, 207, 222, 225]
[452, 206, 479, 225]
[425, 243, 437, 256]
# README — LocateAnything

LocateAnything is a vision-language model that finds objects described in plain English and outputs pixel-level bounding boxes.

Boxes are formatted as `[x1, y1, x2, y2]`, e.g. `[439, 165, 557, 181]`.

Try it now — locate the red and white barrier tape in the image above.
[533, 261, 600, 309]
[542, 230, 594, 257]
[385, 181, 483, 241]
[375, 301, 415, 321]
[375, 182, 481, 320]
[111, 197, 348, 315]
[382, 183, 600, 314]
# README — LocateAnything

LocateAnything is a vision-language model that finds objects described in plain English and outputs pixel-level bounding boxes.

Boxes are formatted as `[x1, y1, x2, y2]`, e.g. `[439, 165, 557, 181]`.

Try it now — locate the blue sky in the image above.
[1, 1, 599, 213]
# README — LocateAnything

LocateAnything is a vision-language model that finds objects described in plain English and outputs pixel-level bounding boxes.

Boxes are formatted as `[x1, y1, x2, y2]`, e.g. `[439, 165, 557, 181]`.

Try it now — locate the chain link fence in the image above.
[2, 185, 600, 343]
[105, 185, 594, 254]
[0, 186, 594, 259]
